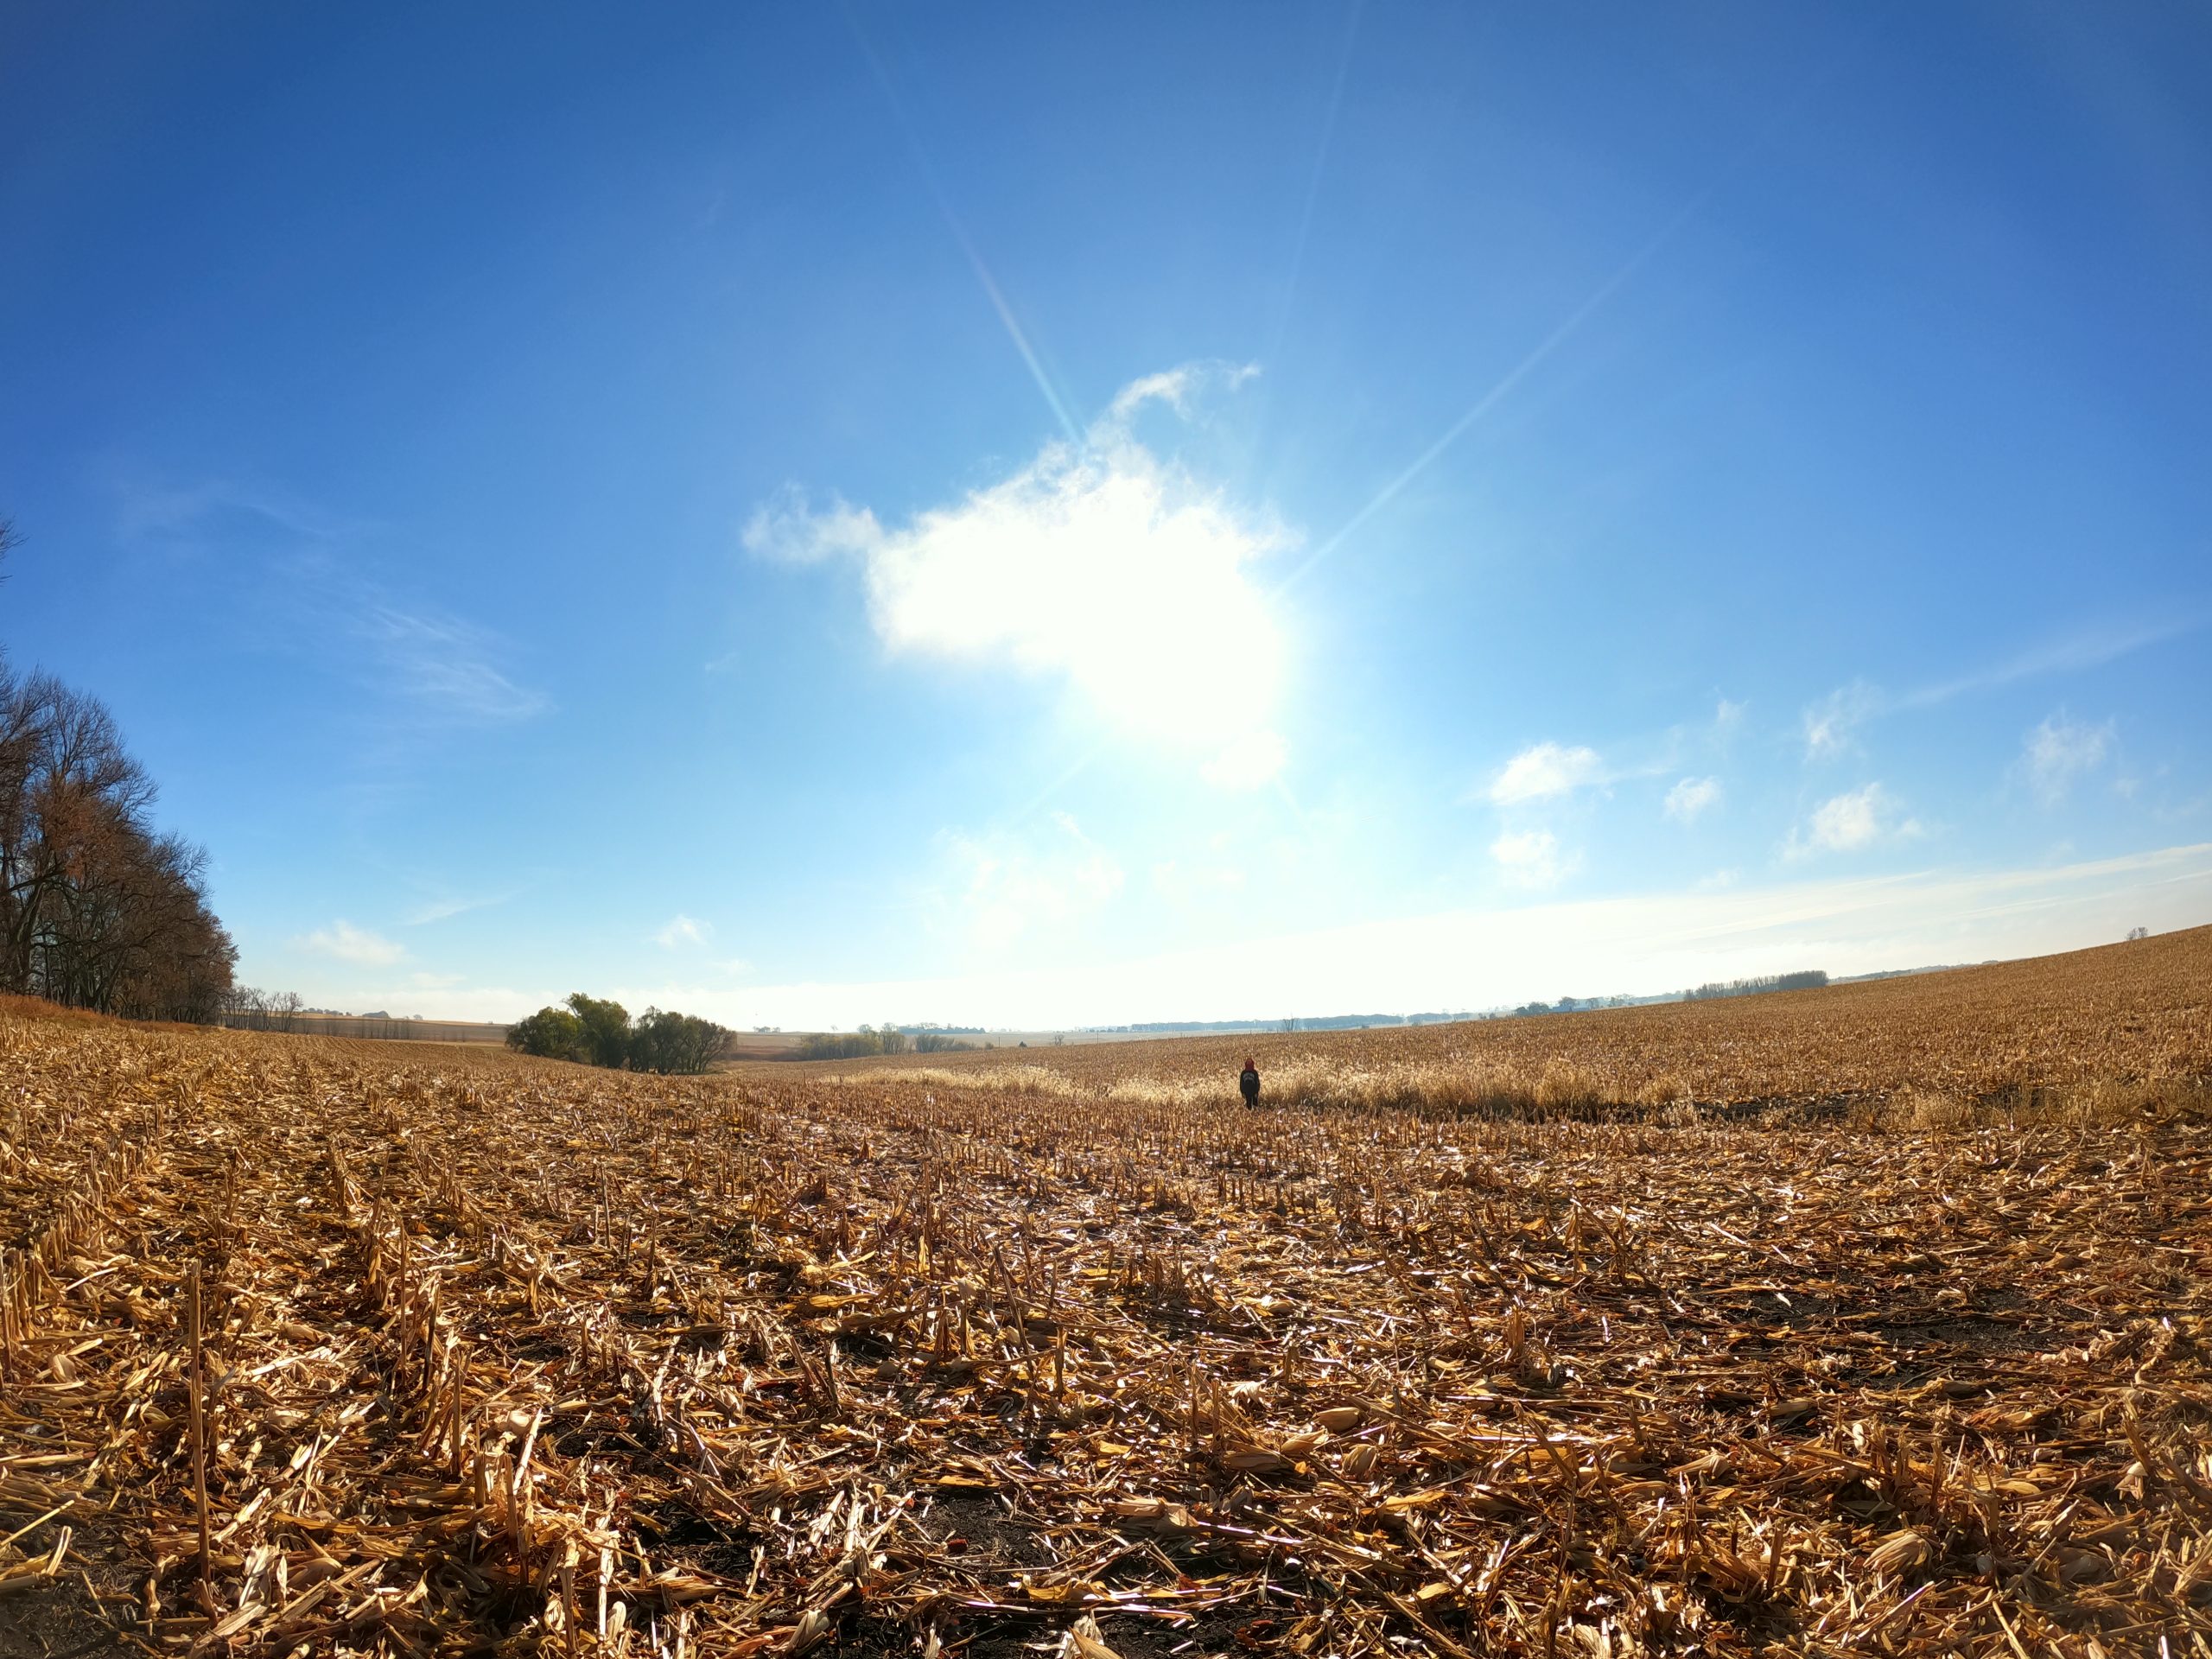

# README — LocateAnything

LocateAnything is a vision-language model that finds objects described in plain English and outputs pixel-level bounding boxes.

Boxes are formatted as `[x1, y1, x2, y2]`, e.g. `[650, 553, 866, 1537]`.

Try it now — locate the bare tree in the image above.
[0, 663, 235, 1020]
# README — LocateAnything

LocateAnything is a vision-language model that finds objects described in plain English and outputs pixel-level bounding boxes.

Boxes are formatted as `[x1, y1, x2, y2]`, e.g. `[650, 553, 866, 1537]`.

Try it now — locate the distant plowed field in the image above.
[0, 928, 2208, 1657]
[805, 925, 2212, 1121]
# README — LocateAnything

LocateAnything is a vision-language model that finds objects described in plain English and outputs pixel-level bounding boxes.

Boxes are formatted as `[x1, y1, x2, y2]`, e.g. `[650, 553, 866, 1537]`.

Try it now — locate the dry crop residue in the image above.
[814, 924, 2212, 1120]
[1, 984, 2209, 1656]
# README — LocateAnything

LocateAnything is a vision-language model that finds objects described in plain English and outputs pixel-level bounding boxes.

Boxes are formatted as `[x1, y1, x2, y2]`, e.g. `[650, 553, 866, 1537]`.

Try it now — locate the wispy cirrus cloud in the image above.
[296, 919, 405, 966]
[402, 890, 513, 926]
[114, 471, 550, 729]
[109, 471, 364, 545]
[354, 603, 548, 727]
[655, 913, 712, 949]
[1802, 619, 2191, 760]
[1802, 682, 1881, 760]
[1908, 620, 2195, 706]
[745, 363, 1286, 785]
[114, 474, 550, 734]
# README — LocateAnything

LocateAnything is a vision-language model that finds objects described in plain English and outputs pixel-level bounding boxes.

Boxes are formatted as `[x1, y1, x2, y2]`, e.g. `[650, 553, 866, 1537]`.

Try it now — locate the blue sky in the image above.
[4, 3, 2209, 1027]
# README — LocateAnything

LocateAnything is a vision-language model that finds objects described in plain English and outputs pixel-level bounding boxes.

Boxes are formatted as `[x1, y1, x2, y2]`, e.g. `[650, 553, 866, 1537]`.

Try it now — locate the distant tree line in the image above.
[795, 1024, 976, 1060]
[1682, 970, 1829, 1002]
[506, 992, 729, 1074]
[1512, 995, 1637, 1017]
[1104, 1011, 1477, 1034]
[221, 986, 308, 1029]
[0, 530, 236, 1022]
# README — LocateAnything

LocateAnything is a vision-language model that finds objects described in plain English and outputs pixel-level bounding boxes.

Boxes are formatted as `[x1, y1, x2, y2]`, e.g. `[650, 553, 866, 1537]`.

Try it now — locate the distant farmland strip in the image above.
[215, 1013, 510, 1043]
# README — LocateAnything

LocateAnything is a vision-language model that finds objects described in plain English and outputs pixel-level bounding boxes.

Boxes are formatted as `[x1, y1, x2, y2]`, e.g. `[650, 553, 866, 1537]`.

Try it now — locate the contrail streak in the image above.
[1014, 747, 1102, 825]
[1270, 0, 1363, 361]
[845, 10, 1084, 446]
[1271, 37, 1854, 598]
[1278, 183, 1715, 594]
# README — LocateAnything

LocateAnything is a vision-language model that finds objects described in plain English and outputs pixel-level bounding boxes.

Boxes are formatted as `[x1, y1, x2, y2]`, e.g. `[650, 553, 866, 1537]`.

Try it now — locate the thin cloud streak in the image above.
[356, 603, 548, 726]
[1803, 618, 2194, 758]
[402, 892, 512, 926]
[1900, 618, 2199, 709]
[109, 472, 366, 545]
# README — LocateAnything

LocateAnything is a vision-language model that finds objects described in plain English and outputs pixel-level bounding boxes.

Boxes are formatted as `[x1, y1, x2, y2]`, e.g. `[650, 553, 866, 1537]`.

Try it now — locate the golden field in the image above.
[811, 925, 2212, 1123]
[0, 928, 2207, 1658]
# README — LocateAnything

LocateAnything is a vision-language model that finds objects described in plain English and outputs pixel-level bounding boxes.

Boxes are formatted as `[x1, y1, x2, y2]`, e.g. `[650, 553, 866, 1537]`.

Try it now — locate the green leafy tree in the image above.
[630, 1007, 728, 1074]
[567, 992, 632, 1068]
[506, 1006, 585, 1060]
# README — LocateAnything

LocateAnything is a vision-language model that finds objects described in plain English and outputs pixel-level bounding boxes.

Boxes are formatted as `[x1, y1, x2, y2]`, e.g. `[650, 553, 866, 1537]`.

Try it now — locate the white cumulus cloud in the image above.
[742, 494, 878, 565]
[2021, 714, 2115, 804]
[1491, 829, 1576, 889]
[1664, 776, 1722, 823]
[296, 920, 404, 966]
[1489, 742, 1605, 805]
[744, 364, 1286, 776]
[1788, 783, 1923, 858]
[655, 914, 711, 949]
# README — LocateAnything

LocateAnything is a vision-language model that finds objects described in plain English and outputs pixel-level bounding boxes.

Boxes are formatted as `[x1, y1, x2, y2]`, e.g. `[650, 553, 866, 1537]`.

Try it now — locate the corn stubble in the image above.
[827, 925, 2212, 1127]
[0, 928, 2206, 1657]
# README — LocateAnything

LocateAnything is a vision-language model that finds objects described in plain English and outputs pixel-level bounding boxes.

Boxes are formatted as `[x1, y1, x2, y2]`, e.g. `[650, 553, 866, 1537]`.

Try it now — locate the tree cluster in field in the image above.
[1, 529, 236, 1022]
[1682, 969, 1829, 1001]
[506, 992, 729, 1073]
[795, 1025, 976, 1060]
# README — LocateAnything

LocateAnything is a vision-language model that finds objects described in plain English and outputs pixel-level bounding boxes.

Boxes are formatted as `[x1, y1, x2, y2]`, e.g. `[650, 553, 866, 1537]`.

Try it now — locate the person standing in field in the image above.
[1239, 1057, 1262, 1109]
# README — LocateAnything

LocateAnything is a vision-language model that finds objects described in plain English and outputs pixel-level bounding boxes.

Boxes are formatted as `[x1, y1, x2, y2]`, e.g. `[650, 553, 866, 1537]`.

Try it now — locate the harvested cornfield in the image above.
[818, 925, 2212, 1121]
[1, 939, 2209, 1657]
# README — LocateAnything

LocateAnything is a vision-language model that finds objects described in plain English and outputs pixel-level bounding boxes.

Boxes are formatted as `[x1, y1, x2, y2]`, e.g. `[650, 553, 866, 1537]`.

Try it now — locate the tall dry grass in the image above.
[817, 925, 2212, 1127]
[840, 1047, 2209, 1128]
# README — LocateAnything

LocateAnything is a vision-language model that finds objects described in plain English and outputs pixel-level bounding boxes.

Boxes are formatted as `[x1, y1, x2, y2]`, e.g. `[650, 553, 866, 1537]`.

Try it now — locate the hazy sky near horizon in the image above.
[3, 3, 2209, 1028]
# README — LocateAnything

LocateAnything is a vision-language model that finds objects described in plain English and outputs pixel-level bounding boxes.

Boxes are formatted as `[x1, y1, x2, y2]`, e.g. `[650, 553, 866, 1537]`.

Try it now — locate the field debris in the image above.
[0, 930, 2209, 1656]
